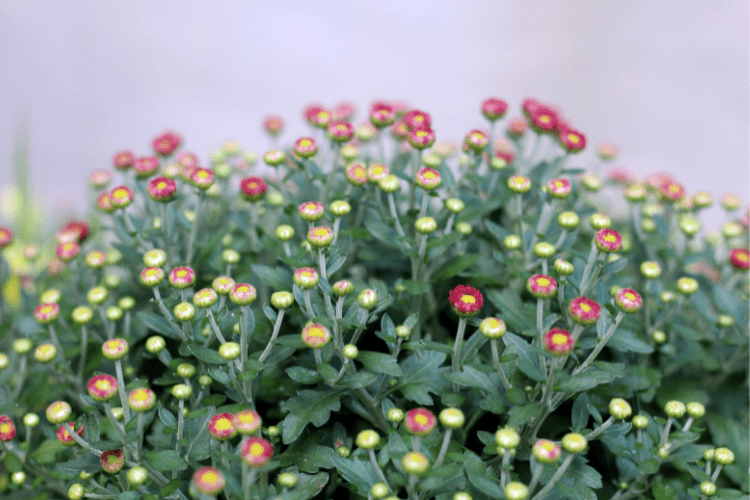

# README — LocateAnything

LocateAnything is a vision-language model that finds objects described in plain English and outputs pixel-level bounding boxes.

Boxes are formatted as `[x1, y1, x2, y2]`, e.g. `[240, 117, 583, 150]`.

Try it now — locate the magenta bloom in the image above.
[529, 106, 558, 133]
[547, 178, 572, 199]
[407, 128, 435, 150]
[0, 228, 13, 249]
[177, 152, 199, 169]
[481, 98, 508, 121]
[415, 168, 441, 190]
[148, 177, 177, 202]
[527, 275, 558, 299]
[169, 266, 196, 289]
[193, 467, 225, 495]
[240, 177, 267, 201]
[208, 413, 237, 441]
[113, 151, 135, 171]
[558, 128, 586, 153]
[404, 408, 437, 436]
[100, 449, 125, 473]
[56, 241, 80, 262]
[263, 115, 284, 136]
[109, 186, 134, 209]
[595, 228, 623, 253]
[0, 415, 16, 442]
[729, 248, 749, 270]
[568, 297, 601, 326]
[616, 289, 642, 313]
[191, 168, 215, 190]
[370, 101, 395, 128]
[346, 163, 369, 186]
[294, 137, 318, 158]
[133, 156, 160, 178]
[403, 109, 431, 130]
[152, 131, 182, 156]
[35, 302, 60, 324]
[449, 285, 483, 317]
[327, 121, 354, 143]
[87, 374, 118, 402]
[544, 328, 574, 356]
[659, 182, 686, 202]
[241, 437, 274, 468]
[464, 129, 489, 152]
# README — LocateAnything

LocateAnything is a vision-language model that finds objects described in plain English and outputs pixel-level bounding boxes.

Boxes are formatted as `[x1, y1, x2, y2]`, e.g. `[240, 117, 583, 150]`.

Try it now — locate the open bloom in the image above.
[0, 415, 16, 441]
[527, 274, 557, 299]
[191, 168, 215, 190]
[152, 131, 182, 156]
[346, 163, 369, 186]
[56, 241, 80, 262]
[87, 375, 118, 402]
[370, 102, 395, 128]
[294, 137, 317, 158]
[404, 408, 437, 436]
[113, 151, 135, 170]
[299, 201, 325, 222]
[464, 130, 489, 152]
[141, 267, 165, 287]
[109, 186, 134, 208]
[128, 388, 156, 412]
[328, 121, 354, 142]
[208, 413, 237, 441]
[35, 302, 60, 324]
[729, 248, 749, 270]
[616, 288, 642, 313]
[547, 178, 572, 199]
[407, 128, 435, 149]
[481, 98, 508, 121]
[529, 106, 558, 133]
[133, 156, 160, 177]
[193, 467, 225, 495]
[240, 177, 267, 201]
[404, 109, 431, 130]
[101, 449, 125, 473]
[544, 328, 574, 355]
[659, 181, 685, 202]
[568, 297, 601, 326]
[301, 324, 331, 349]
[307, 226, 334, 248]
[233, 410, 262, 435]
[415, 168, 441, 190]
[449, 285, 483, 317]
[594, 228, 623, 253]
[558, 128, 586, 153]
[169, 266, 196, 289]
[241, 437, 273, 467]
[229, 283, 257, 305]
[367, 163, 389, 182]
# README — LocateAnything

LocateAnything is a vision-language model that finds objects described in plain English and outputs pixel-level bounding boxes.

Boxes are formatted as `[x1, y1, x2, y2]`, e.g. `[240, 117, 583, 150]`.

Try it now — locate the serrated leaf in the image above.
[208, 367, 231, 386]
[158, 479, 182, 498]
[503, 332, 545, 382]
[286, 366, 321, 384]
[282, 390, 342, 444]
[571, 393, 590, 431]
[444, 365, 500, 395]
[640, 458, 660, 474]
[137, 311, 180, 339]
[357, 351, 404, 377]
[507, 402, 543, 427]
[393, 351, 449, 405]
[338, 371, 378, 389]
[555, 369, 617, 392]
[330, 454, 379, 497]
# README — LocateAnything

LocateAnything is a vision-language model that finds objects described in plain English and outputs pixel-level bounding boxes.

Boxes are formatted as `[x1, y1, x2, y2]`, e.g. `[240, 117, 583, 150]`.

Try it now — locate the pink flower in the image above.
[408, 128, 436, 150]
[233, 410, 262, 435]
[240, 177, 268, 201]
[616, 289, 642, 313]
[35, 302, 60, 324]
[547, 178, 572, 199]
[193, 467, 225, 495]
[529, 106, 558, 133]
[367, 163, 390, 182]
[152, 131, 182, 156]
[595, 229, 623, 253]
[241, 437, 273, 467]
[128, 387, 156, 412]
[177, 152, 199, 169]
[100, 449, 125, 473]
[133, 156, 160, 178]
[87, 375, 118, 402]
[568, 298, 601, 326]
[390, 120, 409, 139]
[89, 169, 112, 188]
[299, 201, 325, 222]
[169, 266, 196, 289]
[307, 226, 334, 248]
[230, 283, 257, 305]
[464, 129, 489, 152]
[527, 275, 558, 299]
[370, 101, 395, 128]
[0, 415, 16, 441]
[56, 241, 80, 262]
[346, 163, 369, 186]
[596, 142, 618, 161]
[208, 413, 236, 441]
[327, 121, 354, 143]
[532, 439, 562, 463]
[481, 98, 508, 121]
[57, 422, 84, 446]
[263, 115, 284, 136]
[294, 137, 318, 158]
[148, 177, 177, 202]
[449, 285, 483, 317]
[109, 186, 134, 208]
[544, 328, 574, 355]
[659, 182, 685, 202]
[729, 248, 749, 270]
[113, 150, 135, 170]
[332, 101, 356, 121]
[403, 109, 431, 131]
[293, 267, 319, 289]
[415, 168, 442, 190]
[301, 324, 331, 349]
[191, 168, 215, 190]
[404, 408, 437, 436]
[558, 128, 586, 153]
[62, 220, 90, 243]
[507, 118, 528, 138]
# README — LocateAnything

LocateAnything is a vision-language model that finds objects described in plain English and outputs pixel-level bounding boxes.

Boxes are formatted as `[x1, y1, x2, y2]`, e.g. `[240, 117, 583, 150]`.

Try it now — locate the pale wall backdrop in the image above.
[0, 0, 748, 232]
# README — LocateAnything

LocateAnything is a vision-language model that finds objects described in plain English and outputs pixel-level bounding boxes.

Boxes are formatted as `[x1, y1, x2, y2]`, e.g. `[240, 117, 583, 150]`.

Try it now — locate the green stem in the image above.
[387, 192, 407, 238]
[584, 416, 614, 441]
[61, 422, 102, 456]
[135, 412, 144, 460]
[433, 428, 453, 467]
[160, 203, 173, 269]
[451, 318, 467, 393]
[206, 309, 227, 345]
[114, 360, 131, 424]
[530, 453, 575, 500]
[490, 339, 512, 390]
[303, 289, 315, 319]
[368, 448, 392, 492]
[572, 310, 625, 376]
[175, 399, 184, 452]
[578, 243, 599, 294]
[258, 309, 285, 363]
[185, 191, 205, 263]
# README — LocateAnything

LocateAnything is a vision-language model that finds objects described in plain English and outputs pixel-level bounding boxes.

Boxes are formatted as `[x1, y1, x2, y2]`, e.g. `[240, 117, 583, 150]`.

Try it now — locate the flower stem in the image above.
[114, 360, 131, 424]
[387, 192, 407, 238]
[206, 309, 227, 345]
[303, 289, 315, 319]
[185, 191, 205, 264]
[433, 428, 453, 467]
[61, 422, 102, 456]
[451, 318, 467, 392]
[530, 453, 575, 500]
[584, 416, 615, 441]
[572, 310, 625, 376]
[490, 339, 512, 390]
[527, 461, 544, 495]
[135, 412, 144, 460]
[578, 243, 599, 293]
[368, 448, 392, 492]
[160, 203, 173, 269]
[258, 309, 285, 364]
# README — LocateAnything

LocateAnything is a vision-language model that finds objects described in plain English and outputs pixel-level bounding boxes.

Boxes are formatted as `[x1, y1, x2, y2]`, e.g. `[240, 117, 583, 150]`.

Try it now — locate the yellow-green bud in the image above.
[174, 302, 195, 321]
[276, 225, 295, 241]
[495, 427, 520, 449]
[581, 174, 601, 191]
[267, 191, 284, 206]
[103, 274, 121, 289]
[337, 446, 350, 458]
[356, 430, 380, 449]
[11, 471, 25, 484]
[455, 222, 472, 235]
[222, 249, 240, 264]
[641, 218, 657, 233]
[357, 289, 378, 309]
[657, 446, 669, 459]
[504, 481, 529, 500]
[722, 221, 742, 238]
[640, 261, 661, 279]
[714, 447, 734, 465]
[176, 363, 196, 378]
[454, 493, 473, 500]
[395, 325, 410, 339]
[146, 336, 166, 354]
[703, 449, 715, 461]
[679, 217, 701, 236]
[119, 297, 135, 310]
[379, 175, 400, 193]
[533, 242, 555, 258]
[659, 291, 676, 303]
[68, 483, 84, 500]
[330, 200, 351, 216]
[664, 401, 686, 418]
[127, 466, 148, 486]
[479, 317, 506, 339]
[219, 342, 241, 360]
[34, 344, 56, 363]
[686, 402, 705, 418]
[13, 339, 33, 355]
[72, 306, 94, 324]
[266, 425, 279, 437]
[23, 413, 39, 427]
[609, 398, 632, 420]
[277, 472, 297, 488]
[717, 315, 734, 327]
[171, 384, 192, 400]
[87, 286, 108, 305]
[0, 353, 8, 370]
[402, 451, 430, 475]
[415, 217, 437, 234]
[445, 198, 465, 213]
[271, 291, 294, 309]
[699, 481, 716, 497]
[652, 330, 667, 344]
[561, 433, 587, 453]
[105, 306, 123, 321]
[590, 213, 611, 229]
[439, 408, 465, 429]
[558, 211, 579, 229]
[504, 235, 522, 250]
[677, 277, 698, 295]
[554, 259, 574, 276]
[143, 249, 166, 267]
[632, 415, 648, 429]
[371, 482, 389, 499]
[387, 408, 404, 423]
[40, 289, 61, 303]
[343, 344, 358, 359]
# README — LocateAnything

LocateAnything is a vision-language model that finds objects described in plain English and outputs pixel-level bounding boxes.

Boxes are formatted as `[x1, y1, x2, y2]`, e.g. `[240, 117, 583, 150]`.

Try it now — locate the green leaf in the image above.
[286, 366, 321, 384]
[251, 264, 292, 290]
[282, 390, 342, 444]
[208, 367, 231, 386]
[393, 351, 449, 405]
[505, 388, 526, 405]
[357, 351, 404, 377]
[502, 332, 545, 382]
[144, 450, 188, 471]
[400, 279, 432, 295]
[187, 343, 227, 365]
[486, 290, 534, 332]
[327, 253, 347, 276]
[426, 231, 461, 249]
[31, 439, 66, 465]
[555, 369, 617, 392]
[601, 257, 628, 275]
[431, 254, 481, 281]
[330, 454, 379, 497]
[115, 492, 140, 500]
[464, 461, 504, 500]
[58, 456, 101, 473]
[158, 479, 182, 498]
[443, 365, 500, 395]
[608, 329, 653, 354]
[364, 219, 398, 246]
[159, 408, 177, 430]
[571, 393, 590, 431]
[137, 311, 180, 339]
[338, 371, 378, 389]
[640, 458, 660, 474]
[507, 402, 543, 427]
[484, 219, 509, 243]
[4, 448, 22, 472]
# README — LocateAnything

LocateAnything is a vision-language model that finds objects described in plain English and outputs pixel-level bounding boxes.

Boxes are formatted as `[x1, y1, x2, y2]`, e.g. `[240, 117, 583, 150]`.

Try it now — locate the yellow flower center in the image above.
[41, 305, 54, 314]
[423, 171, 436, 179]
[668, 184, 680, 193]
[157, 182, 167, 190]
[414, 115, 424, 123]
[250, 443, 265, 456]
[114, 189, 128, 198]
[539, 115, 550, 124]
[313, 228, 329, 237]
[237, 285, 248, 293]
[487, 318, 499, 328]
[536, 278, 550, 287]
[299, 139, 311, 147]
[604, 234, 617, 243]
[96, 380, 111, 391]
[52, 403, 63, 413]
[238, 414, 256, 424]
[0, 423, 10, 434]
[738, 253, 748, 262]
[305, 204, 317, 211]
[372, 166, 383, 175]
[307, 327, 326, 339]
[202, 471, 219, 484]
[197, 171, 209, 179]
[460, 295, 475, 304]
[215, 419, 232, 431]
[567, 133, 579, 143]
[541, 442, 555, 451]
[133, 390, 148, 402]
[580, 303, 591, 312]
[552, 333, 568, 345]
[414, 414, 428, 425]
[177, 270, 187, 278]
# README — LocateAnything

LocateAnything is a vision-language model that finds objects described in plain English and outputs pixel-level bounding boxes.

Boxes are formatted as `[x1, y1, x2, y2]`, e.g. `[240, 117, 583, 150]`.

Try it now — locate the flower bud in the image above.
[657, 446, 669, 459]
[337, 446, 350, 457]
[533, 242, 555, 258]
[547, 178, 572, 199]
[219, 342, 241, 360]
[703, 448, 715, 461]
[581, 174, 601, 191]
[590, 213, 611, 230]
[717, 315, 734, 328]
[714, 447, 734, 465]
[554, 259, 574, 276]
[456, 222, 472, 235]
[543, 328, 574, 356]
[330, 200, 351, 217]
[358, 289, 378, 309]
[402, 451, 430, 475]
[615, 289, 642, 313]
[504, 235, 521, 249]
[294, 268, 319, 289]
[640, 261, 661, 279]
[508, 175, 531, 193]
[439, 408, 465, 429]
[146, 336, 166, 353]
[105, 306, 123, 321]
[13, 339, 33, 355]
[405, 408, 437, 436]
[532, 439, 561, 463]
[276, 225, 295, 241]
[371, 482, 389, 499]
[495, 427, 520, 449]
[35, 303, 60, 324]
[308, 226, 334, 248]
[34, 344, 56, 363]
[527, 274, 557, 299]
[387, 408, 404, 423]
[676, 277, 698, 295]
[641, 218, 657, 233]
[561, 433, 587, 453]
[416, 168, 441, 190]
[415, 217, 437, 234]
[11, 471, 25, 485]
[664, 401, 686, 418]
[343, 344, 358, 359]
[175, 363, 196, 378]
[169, 267, 196, 289]
[174, 302, 195, 321]
[46, 401, 72, 424]
[127, 466, 148, 486]
[170, 384, 192, 400]
[301, 324, 331, 349]
[595, 228, 623, 253]
[722, 221, 742, 238]
[68, 483, 84, 499]
[632, 415, 649, 429]
[686, 402, 705, 418]
[277, 472, 297, 488]
[504, 482, 529, 500]
[222, 249, 240, 264]
[479, 317, 506, 339]
[609, 398, 632, 420]
[271, 291, 294, 309]
[445, 198, 465, 213]
[332, 280, 355, 297]
[699, 481, 716, 497]
[102, 339, 128, 360]
[199, 375, 212, 387]
[356, 430, 380, 449]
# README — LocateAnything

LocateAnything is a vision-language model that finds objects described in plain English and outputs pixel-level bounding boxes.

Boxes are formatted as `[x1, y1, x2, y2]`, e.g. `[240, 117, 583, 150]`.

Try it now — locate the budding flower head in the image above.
[729, 248, 749, 270]
[402, 451, 430, 475]
[35, 302, 60, 324]
[140, 267, 165, 287]
[445, 198, 465, 213]
[171, 384, 192, 400]
[533, 242, 555, 258]
[241, 437, 274, 468]
[686, 402, 705, 418]
[0, 415, 16, 441]
[345, 162, 368, 186]
[595, 228, 622, 252]
[356, 430, 380, 449]
[378, 174, 401, 193]
[590, 213, 611, 230]
[87, 375, 118, 402]
[34, 344, 56, 363]
[308, 226, 334, 248]
[415, 216, 437, 234]
[581, 174, 602, 192]
[219, 342, 241, 361]
[415, 167, 442, 190]
[495, 427, 521, 449]
[554, 259, 574, 276]
[358, 288, 378, 309]
[568, 297, 601, 326]
[439, 408, 465, 429]
[208, 413, 237, 441]
[102, 339, 129, 360]
[558, 211, 579, 229]
[271, 291, 294, 309]
[193, 288, 218, 308]
[148, 177, 177, 202]
[664, 400, 686, 418]
[722, 221, 743, 238]
[527, 274, 557, 299]
[193, 466, 225, 496]
[615, 288, 642, 313]
[481, 97, 508, 121]
[293, 267, 319, 290]
[405, 408, 437, 435]
[714, 447, 734, 465]
[387, 408, 405, 423]
[301, 324, 331, 349]
[561, 432, 588, 453]
[508, 175, 531, 193]
[57, 422, 84, 446]
[504, 482, 529, 500]
[464, 129, 489, 152]
[699, 481, 716, 497]
[146, 336, 165, 354]
[343, 344, 358, 359]
[367, 163, 390, 182]
[479, 317, 506, 339]
[101, 449, 125, 474]
[330, 200, 351, 216]
[676, 277, 698, 295]
[176, 363, 196, 378]
[46, 401, 72, 424]
[609, 398, 632, 420]
[532, 439, 561, 463]
[640, 261, 661, 279]
[544, 328, 574, 356]
[109, 186, 134, 208]
[240, 177, 268, 202]
[547, 178, 572, 199]
[128, 388, 156, 411]
[449, 284, 483, 316]
[298, 201, 325, 223]
[407, 127, 436, 150]
[504, 235, 522, 250]
[332, 280, 355, 297]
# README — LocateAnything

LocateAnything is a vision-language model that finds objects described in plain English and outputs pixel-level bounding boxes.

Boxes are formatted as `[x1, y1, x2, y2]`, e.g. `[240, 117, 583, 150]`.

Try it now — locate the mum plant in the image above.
[0, 98, 747, 500]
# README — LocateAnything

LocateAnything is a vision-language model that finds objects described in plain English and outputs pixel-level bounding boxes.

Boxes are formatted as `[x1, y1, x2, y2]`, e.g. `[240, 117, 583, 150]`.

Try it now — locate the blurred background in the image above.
[0, 0, 748, 235]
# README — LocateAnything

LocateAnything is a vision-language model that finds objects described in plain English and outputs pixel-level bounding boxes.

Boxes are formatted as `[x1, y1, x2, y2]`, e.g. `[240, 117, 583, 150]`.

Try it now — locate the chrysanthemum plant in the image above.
[0, 100, 747, 500]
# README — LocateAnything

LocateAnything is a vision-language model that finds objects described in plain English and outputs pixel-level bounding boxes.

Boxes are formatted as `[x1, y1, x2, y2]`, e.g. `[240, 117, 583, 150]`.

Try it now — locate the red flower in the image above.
[193, 467, 225, 495]
[729, 248, 749, 270]
[529, 106, 558, 133]
[522, 98, 541, 118]
[191, 168, 215, 190]
[87, 374, 118, 402]
[148, 177, 177, 202]
[303, 103, 325, 124]
[152, 131, 182, 156]
[89, 169, 111, 188]
[113, 151, 135, 171]
[263, 115, 284, 136]
[109, 186, 134, 209]
[0, 415, 16, 441]
[241, 437, 273, 468]
[595, 229, 623, 253]
[558, 128, 586, 153]
[481, 98, 508, 121]
[332, 101, 356, 121]
[403, 109, 431, 131]
[240, 177, 268, 202]
[208, 413, 237, 441]
[55, 241, 80, 262]
[527, 275, 558, 299]
[464, 130, 489, 152]
[177, 152, 199, 169]
[547, 178, 572, 199]
[370, 101, 395, 128]
[544, 328, 574, 355]
[404, 408, 437, 435]
[407, 128, 436, 150]
[616, 289, 642, 313]
[390, 120, 409, 139]
[568, 297, 601, 326]
[449, 285, 483, 317]
[659, 182, 685, 202]
[100, 449, 125, 473]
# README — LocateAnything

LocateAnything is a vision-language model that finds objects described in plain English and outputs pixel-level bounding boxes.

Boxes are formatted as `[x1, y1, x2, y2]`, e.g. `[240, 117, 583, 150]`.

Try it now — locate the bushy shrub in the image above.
[0, 99, 747, 500]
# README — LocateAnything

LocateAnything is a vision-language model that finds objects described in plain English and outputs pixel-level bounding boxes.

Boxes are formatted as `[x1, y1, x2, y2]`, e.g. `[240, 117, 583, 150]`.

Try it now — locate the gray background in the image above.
[1, 0, 748, 233]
